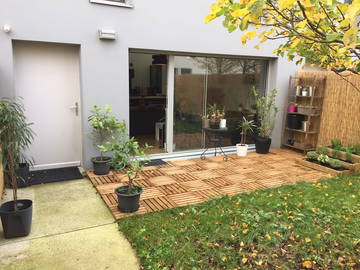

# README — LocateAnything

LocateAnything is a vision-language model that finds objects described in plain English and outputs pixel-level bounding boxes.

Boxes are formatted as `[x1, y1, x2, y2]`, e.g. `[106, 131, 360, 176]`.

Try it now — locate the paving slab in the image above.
[0, 179, 139, 269]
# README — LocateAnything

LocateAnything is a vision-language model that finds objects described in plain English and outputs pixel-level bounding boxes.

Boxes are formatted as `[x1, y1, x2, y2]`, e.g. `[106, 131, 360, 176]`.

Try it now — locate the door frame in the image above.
[12, 40, 84, 171]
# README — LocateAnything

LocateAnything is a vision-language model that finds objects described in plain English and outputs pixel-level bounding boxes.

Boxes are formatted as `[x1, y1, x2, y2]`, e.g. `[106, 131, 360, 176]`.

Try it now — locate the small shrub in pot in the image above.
[207, 104, 225, 129]
[109, 137, 149, 213]
[253, 88, 279, 154]
[236, 116, 255, 157]
[88, 105, 125, 175]
[0, 97, 35, 238]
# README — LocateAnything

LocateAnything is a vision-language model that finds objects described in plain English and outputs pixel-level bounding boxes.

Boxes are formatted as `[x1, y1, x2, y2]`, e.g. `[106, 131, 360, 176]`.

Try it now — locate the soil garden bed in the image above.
[296, 158, 352, 176]
[326, 147, 360, 172]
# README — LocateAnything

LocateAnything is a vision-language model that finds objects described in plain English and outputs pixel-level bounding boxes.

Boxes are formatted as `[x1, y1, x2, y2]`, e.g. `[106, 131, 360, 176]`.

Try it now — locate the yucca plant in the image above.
[238, 117, 256, 145]
[0, 97, 34, 211]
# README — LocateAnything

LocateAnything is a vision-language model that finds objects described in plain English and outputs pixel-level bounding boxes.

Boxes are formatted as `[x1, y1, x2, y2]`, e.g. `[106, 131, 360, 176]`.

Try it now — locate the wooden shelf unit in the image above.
[281, 76, 326, 153]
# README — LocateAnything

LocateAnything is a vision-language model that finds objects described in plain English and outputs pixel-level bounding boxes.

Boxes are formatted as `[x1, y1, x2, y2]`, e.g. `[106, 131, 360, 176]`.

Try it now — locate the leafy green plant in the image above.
[317, 154, 330, 164]
[345, 147, 353, 162]
[207, 104, 225, 120]
[102, 134, 150, 194]
[332, 149, 340, 159]
[88, 105, 126, 160]
[331, 139, 342, 150]
[0, 97, 35, 211]
[354, 144, 360, 156]
[253, 88, 279, 138]
[317, 146, 328, 155]
[328, 159, 342, 169]
[306, 151, 318, 160]
[238, 117, 256, 145]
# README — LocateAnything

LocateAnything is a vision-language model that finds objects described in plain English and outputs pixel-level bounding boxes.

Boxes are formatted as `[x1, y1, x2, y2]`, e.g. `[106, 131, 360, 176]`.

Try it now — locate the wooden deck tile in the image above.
[157, 183, 189, 195]
[168, 192, 203, 207]
[181, 180, 213, 191]
[147, 176, 177, 186]
[86, 149, 330, 220]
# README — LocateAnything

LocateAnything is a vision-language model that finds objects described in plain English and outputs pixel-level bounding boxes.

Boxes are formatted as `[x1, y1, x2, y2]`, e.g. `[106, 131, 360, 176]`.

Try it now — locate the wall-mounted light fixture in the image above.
[3, 24, 11, 33]
[98, 29, 116, 40]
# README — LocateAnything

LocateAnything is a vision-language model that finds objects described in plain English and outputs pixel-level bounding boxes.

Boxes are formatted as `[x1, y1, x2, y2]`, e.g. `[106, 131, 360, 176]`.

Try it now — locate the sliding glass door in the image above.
[172, 56, 268, 152]
[173, 56, 207, 151]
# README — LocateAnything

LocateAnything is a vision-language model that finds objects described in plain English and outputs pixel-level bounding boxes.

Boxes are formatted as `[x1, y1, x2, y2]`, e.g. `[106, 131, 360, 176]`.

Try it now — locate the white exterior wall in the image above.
[0, 0, 300, 169]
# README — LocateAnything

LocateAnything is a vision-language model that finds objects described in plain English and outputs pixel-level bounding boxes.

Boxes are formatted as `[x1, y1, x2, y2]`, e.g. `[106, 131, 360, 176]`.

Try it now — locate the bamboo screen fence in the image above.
[296, 71, 360, 147]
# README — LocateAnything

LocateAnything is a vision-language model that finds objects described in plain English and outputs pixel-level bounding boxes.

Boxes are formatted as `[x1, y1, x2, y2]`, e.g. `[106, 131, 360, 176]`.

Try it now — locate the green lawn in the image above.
[119, 174, 360, 269]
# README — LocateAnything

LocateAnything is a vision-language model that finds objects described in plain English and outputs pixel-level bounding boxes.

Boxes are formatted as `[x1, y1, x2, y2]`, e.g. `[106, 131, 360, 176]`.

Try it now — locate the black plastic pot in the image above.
[255, 136, 272, 154]
[287, 114, 305, 129]
[92, 156, 111, 175]
[115, 186, 143, 213]
[4, 163, 30, 188]
[0, 199, 33, 238]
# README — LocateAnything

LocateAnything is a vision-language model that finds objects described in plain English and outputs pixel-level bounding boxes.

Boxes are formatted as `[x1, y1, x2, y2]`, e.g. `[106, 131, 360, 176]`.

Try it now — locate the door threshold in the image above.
[147, 145, 256, 161]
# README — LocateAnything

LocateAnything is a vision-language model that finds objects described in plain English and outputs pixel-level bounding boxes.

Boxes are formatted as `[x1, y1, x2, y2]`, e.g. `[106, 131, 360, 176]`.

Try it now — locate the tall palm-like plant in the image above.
[238, 116, 255, 145]
[0, 97, 34, 211]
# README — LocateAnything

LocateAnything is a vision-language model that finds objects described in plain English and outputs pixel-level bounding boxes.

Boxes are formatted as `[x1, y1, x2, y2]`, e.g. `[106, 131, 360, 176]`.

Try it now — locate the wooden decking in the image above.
[86, 149, 330, 220]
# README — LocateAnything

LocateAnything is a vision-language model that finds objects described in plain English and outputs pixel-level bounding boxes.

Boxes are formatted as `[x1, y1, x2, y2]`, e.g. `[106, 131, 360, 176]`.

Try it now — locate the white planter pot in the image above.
[220, 119, 227, 129]
[236, 144, 248, 157]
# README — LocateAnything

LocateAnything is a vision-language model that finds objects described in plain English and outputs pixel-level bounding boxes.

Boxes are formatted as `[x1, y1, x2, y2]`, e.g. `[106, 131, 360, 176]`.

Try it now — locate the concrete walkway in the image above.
[0, 179, 139, 270]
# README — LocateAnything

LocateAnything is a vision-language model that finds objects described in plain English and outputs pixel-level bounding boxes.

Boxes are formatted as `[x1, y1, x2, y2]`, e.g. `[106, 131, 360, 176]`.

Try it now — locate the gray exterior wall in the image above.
[0, 0, 300, 169]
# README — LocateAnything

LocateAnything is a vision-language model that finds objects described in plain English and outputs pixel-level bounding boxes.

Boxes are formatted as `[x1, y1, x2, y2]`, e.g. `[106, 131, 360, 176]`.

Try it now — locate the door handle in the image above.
[70, 102, 79, 116]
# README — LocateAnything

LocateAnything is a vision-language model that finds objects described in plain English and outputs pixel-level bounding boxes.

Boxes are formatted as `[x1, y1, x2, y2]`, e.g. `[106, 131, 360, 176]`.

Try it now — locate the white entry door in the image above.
[13, 41, 82, 170]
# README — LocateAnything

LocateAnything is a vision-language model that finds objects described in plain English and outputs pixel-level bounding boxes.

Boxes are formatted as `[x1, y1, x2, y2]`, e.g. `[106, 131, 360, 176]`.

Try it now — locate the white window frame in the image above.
[89, 0, 133, 8]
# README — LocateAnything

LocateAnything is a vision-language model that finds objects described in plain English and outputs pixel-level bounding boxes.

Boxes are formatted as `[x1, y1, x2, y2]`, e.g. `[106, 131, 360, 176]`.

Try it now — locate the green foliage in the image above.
[206, 0, 360, 76]
[238, 116, 256, 145]
[332, 149, 340, 159]
[0, 97, 35, 208]
[317, 146, 328, 155]
[253, 88, 279, 138]
[345, 147, 353, 162]
[101, 134, 150, 194]
[207, 104, 225, 120]
[331, 139, 342, 150]
[119, 174, 360, 269]
[88, 105, 126, 158]
[317, 154, 330, 164]
[354, 144, 360, 156]
[306, 151, 318, 160]
[328, 159, 342, 169]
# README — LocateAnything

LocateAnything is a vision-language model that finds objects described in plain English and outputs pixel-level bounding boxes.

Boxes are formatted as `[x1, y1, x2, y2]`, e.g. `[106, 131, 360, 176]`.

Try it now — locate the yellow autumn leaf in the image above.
[205, 14, 217, 24]
[279, 0, 296, 10]
[305, 237, 312, 243]
[231, 8, 248, 18]
[242, 229, 249, 234]
[343, 27, 358, 46]
[241, 30, 257, 45]
[241, 257, 248, 264]
[302, 261, 313, 269]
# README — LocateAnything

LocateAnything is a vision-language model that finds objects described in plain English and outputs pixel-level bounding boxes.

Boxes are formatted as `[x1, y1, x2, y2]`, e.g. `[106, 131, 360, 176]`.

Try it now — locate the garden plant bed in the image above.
[87, 149, 329, 219]
[119, 174, 360, 269]
[296, 158, 352, 176]
[326, 147, 360, 172]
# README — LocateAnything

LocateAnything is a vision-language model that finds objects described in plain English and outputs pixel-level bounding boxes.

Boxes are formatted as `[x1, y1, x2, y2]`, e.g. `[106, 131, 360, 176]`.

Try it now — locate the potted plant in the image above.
[108, 136, 149, 213]
[207, 104, 225, 129]
[236, 116, 255, 157]
[88, 105, 125, 175]
[0, 97, 35, 238]
[253, 88, 279, 154]
[201, 114, 210, 128]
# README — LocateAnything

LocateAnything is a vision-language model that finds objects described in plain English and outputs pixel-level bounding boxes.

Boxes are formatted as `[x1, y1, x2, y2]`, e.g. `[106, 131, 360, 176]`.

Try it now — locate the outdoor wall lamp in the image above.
[98, 29, 116, 40]
[3, 24, 11, 33]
